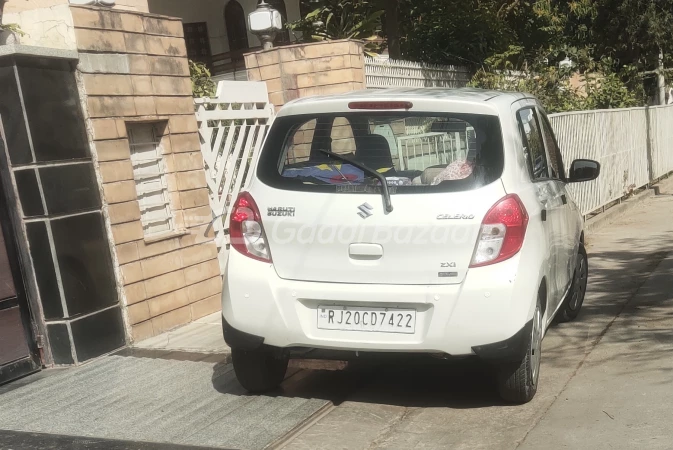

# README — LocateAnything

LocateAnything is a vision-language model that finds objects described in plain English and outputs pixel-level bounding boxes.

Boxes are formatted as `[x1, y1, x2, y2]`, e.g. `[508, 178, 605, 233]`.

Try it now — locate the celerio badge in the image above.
[437, 213, 475, 220]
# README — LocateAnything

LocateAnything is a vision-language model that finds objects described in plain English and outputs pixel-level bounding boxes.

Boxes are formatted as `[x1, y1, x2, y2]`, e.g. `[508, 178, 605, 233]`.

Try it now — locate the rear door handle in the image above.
[349, 243, 384, 260]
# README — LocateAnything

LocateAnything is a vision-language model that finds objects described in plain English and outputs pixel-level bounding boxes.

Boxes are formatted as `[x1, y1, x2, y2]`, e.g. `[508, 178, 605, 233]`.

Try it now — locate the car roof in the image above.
[278, 88, 535, 117]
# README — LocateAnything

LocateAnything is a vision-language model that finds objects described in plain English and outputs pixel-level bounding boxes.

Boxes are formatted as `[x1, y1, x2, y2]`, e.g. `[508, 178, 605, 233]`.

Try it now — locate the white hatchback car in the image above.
[221, 88, 599, 404]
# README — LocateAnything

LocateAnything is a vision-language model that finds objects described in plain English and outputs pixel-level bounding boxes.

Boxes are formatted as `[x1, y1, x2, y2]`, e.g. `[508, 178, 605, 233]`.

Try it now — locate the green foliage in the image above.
[584, 71, 640, 110]
[470, 69, 584, 113]
[589, 0, 673, 67]
[0, 23, 26, 37]
[470, 50, 639, 113]
[189, 60, 216, 98]
[398, 0, 513, 66]
[395, 0, 594, 68]
[402, 0, 659, 112]
[287, 0, 384, 52]
[288, 0, 672, 110]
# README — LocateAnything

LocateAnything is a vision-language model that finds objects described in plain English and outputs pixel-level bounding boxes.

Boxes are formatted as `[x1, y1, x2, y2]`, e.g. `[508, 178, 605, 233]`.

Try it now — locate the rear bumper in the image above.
[222, 249, 540, 358]
[471, 318, 533, 363]
[222, 316, 264, 351]
[223, 313, 533, 364]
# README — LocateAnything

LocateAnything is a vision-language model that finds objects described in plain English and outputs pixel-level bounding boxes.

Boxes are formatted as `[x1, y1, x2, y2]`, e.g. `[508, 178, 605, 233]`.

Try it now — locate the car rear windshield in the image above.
[256, 112, 504, 194]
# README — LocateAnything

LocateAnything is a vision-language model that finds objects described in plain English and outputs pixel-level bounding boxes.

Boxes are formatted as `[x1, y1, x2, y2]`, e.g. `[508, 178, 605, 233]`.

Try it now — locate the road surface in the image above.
[277, 179, 673, 450]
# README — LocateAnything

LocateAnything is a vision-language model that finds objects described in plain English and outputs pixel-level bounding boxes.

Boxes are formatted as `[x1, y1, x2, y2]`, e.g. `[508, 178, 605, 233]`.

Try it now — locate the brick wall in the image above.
[71, 5, 222, 342]
[244, 39, 366, 110]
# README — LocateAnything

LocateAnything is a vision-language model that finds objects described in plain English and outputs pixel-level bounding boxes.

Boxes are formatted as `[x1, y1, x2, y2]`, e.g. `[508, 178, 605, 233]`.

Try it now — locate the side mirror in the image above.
[568, 159, 600, 183]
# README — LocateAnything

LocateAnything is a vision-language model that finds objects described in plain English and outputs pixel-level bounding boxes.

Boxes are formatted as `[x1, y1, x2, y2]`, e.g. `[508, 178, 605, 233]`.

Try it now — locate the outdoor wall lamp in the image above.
[248, 1, 283, 51]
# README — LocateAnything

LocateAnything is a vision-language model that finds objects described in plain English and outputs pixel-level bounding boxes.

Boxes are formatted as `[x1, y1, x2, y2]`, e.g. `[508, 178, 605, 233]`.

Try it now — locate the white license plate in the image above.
[317, 306, 416, 334]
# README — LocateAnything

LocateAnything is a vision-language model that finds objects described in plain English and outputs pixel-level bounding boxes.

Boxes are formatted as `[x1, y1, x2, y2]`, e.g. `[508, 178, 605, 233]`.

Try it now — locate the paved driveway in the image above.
[1, 180, 672, 450]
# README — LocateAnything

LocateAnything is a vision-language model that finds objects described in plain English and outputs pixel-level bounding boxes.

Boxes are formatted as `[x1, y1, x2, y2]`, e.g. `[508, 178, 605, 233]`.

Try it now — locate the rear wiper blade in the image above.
[317, 149, 393, 213]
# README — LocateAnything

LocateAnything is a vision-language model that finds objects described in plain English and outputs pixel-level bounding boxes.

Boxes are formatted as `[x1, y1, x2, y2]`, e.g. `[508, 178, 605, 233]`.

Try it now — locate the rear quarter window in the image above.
[257, 113, 504, 194]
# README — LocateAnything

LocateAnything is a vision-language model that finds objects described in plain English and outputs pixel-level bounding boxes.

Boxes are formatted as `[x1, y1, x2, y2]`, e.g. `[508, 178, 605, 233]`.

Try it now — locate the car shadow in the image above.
[211, 355, 508, 409]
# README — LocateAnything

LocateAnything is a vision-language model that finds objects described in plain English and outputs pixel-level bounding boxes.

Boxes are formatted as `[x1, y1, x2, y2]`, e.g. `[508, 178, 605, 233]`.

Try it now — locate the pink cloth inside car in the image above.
[431, 159, 476, 185]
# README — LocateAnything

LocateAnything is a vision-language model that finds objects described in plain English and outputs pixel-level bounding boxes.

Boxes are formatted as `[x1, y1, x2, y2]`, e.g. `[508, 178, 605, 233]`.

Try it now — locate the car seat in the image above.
[354, 134, 397, 174]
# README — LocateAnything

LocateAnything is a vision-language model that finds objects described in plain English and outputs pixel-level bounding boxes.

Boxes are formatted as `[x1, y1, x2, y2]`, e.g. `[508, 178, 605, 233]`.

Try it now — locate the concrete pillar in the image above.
[244, 39, 366, 110]
[70, 5, 222, 343]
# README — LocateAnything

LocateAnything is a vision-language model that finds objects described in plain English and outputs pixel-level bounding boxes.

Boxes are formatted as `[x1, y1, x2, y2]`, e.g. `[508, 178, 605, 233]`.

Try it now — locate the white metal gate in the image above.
[195, 81, 275, 273]
[365, 56, 471, 89]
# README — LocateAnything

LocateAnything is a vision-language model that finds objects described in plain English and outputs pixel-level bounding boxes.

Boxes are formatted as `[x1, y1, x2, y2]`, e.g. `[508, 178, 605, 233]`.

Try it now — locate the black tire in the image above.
[556, 244, 588, 323]
[497, 298, 543, 404]
[232, 348, 289, 393]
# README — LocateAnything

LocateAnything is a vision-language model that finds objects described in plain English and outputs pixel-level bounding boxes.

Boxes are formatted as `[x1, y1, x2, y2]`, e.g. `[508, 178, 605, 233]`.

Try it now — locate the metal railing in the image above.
[365, 56, 472, 90]
[397, 132, 465, 171]
[550, 105, 673, 217]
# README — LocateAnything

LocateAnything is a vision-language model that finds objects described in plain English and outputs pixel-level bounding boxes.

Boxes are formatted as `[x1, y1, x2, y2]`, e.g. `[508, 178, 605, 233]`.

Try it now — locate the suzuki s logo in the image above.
[358, 203, 374, 219]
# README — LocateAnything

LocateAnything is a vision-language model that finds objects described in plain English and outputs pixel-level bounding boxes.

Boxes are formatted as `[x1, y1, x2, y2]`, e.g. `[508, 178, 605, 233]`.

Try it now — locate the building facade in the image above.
[146, 0, 302, 79]
[0, 0, 228, 383]
[0, 0, 367, 386]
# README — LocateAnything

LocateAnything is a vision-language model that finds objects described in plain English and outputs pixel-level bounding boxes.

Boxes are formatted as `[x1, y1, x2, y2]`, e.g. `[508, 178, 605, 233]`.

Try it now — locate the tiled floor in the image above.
[134, 312, 229, 354]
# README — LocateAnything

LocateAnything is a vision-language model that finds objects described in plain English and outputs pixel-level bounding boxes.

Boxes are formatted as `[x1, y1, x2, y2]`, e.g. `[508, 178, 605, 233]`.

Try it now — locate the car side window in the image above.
[517, 108, 549, 180]
[538, 112, 564, 180]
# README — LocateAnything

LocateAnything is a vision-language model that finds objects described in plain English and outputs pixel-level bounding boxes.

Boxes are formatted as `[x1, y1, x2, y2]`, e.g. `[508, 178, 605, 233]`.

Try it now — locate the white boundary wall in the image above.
[550, 105, 673, 216]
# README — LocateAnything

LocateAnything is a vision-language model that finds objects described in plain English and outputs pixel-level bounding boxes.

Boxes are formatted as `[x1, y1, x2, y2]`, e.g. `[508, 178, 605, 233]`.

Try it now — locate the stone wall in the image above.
[112, 0, 149, 12]
[244, 39, 366, 110]
[2, 1, 150, 49]
[71, 5, 222, 342]
[4, 0, 149, 14]
[2, 4, 77, 49]
[4, 0, 69, 13]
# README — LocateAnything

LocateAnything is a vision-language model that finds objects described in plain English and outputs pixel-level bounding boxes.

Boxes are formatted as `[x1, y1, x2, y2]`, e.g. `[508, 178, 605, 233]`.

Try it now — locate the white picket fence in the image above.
[365, 56, 471, 90]
[549, 105, 673, 216]
[647, 105, 673, 179]
[195, 81, 275, 272]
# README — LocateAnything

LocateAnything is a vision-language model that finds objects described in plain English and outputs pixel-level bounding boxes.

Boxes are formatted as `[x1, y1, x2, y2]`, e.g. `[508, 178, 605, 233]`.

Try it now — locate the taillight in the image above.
[470, 194, 528, 268]
[229, 192, 271, 263]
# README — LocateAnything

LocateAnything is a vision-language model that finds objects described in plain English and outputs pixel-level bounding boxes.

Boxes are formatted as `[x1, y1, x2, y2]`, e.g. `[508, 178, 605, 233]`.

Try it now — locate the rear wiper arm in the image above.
[317, 149, 393, 213]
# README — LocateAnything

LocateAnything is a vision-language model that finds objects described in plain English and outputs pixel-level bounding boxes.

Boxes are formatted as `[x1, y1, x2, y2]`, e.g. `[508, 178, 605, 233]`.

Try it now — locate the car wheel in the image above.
[556, 244, 588, 323]
[497, 298, 543, 404]
[231, 348, 289, 393]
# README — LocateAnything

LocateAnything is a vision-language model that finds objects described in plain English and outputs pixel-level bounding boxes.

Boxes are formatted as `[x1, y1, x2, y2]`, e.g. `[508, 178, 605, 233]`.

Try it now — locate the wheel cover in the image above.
[570, 254, 588, 311]
[531, 306, 543, 385]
